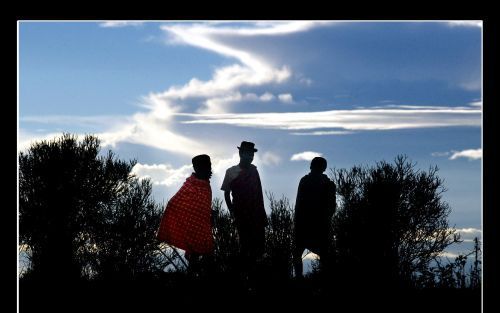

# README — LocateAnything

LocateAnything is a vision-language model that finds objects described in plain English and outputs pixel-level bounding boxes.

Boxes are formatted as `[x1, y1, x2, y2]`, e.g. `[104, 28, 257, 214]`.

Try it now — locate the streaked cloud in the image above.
[182, 105, 481, 132]
[99, 21, 144, 28]
[54, 21, 326, 157]
[278, 93, 293, 103]
[132, 154, 241, 201]
[259, 92, 275, 102]
[291, 130, 355, 136]
[469, 101, 482, 108]
[446, 21, 482, 28]
[438, 251, 460, 259]
[431, 151, 451, 157]
[449, 149, 482, 160]
[131, 163, 193, 187]
[260, 151, 282, 166]
[291, 151, 323, 161]
[455, 227, 482, 242]
[18, 129, 68, 152]
[155, 21, 333, 114]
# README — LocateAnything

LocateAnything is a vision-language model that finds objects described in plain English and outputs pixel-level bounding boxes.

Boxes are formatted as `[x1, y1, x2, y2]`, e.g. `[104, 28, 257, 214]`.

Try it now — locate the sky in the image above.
[18, 21, 482, 263]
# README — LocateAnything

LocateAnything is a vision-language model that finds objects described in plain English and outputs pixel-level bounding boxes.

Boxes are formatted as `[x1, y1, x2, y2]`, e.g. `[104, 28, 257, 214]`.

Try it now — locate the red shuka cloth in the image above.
[156, 174, 213, 254]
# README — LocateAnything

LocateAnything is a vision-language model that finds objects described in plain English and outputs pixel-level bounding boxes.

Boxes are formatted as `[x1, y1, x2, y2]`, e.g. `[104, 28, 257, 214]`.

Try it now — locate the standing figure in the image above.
[293, 156, 336, 278]
[157, 154, 214, 272]
[221, 141, 268, 286]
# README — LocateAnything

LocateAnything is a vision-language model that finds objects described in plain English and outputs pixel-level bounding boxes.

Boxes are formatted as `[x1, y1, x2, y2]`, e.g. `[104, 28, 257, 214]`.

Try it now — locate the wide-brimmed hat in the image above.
[237, 141, 258, 152]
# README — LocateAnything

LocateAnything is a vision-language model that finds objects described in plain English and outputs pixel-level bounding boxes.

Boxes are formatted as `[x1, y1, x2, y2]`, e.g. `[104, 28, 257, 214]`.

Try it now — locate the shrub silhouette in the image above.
[19, 134, 163, 281]
[19, 135, 480, 296]
[331, 155, 462, 289]
[264, 192, 295, 281]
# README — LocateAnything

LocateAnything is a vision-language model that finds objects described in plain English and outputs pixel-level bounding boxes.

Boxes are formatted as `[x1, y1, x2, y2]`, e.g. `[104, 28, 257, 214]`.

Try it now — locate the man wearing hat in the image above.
[221, 141, 268, 285]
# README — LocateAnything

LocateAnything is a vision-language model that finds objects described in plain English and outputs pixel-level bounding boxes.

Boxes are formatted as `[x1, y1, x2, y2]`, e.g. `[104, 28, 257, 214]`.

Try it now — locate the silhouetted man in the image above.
[221, 141, 268, 287]
[293, 156, 336, 278]
[157, 154, 214, 275]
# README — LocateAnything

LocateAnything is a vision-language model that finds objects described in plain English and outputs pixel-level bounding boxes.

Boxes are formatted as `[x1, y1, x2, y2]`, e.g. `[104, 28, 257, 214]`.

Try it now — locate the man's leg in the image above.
[293, 244, 305, 279]
[186, 252, 201, 276]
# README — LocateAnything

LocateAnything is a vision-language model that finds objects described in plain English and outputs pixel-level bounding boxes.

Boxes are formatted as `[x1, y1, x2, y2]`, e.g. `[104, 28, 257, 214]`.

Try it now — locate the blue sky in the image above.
[18, 21, 482, 260]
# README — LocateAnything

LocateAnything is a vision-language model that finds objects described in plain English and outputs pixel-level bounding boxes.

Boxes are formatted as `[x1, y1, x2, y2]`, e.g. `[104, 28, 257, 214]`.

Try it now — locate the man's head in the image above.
[192, 154, 212, 180]
[238, 141, 257, 167]
[310, 157, 327, 174]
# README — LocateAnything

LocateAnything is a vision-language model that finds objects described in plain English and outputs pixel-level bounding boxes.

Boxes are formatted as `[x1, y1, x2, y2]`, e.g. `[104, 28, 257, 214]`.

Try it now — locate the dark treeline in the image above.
[19, 134, 481, 311]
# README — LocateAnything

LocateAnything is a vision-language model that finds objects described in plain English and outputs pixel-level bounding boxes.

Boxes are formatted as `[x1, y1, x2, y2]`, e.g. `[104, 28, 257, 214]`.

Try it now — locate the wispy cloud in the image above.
[20, 107, 210, 157]
[131, 154, 241, 201]
[96, 111, 210, 156]
[431, 151, 451, 157]
[449, 149, 482, 160]
[77, 21, 328, 154]
[155, 21, 333, 114]
[182, 105, 481, 133]
[18, 129, 66, 152]
[99, 21, 144, 28]
[438, 251, 461, 259]
[291, 130, 354, 136]
[20, 115, 132, 128]
[259, 92, 275, 102]
[469, 101, 482, 108]
[432, 148, 482, 161]
[455, 227, 482, 242]
[278, 93, 293, 103]
[291, 151, 323, 161]
[446, 21, 482, 28]
[51, 21, 326, 157]
[131, 163, 193, 187]
[260, 151, 282, 166]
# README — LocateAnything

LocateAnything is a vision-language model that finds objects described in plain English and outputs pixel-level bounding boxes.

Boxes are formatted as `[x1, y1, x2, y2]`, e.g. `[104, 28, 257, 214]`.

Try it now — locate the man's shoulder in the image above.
[226, 165, 241, 173]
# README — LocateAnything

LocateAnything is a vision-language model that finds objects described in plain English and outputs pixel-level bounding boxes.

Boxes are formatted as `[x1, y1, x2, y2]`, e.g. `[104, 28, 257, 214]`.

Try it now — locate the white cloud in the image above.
[99, 21, 144, 28]
[449, 149, 482, 160]
[97, 110, 210, 157]
[132, 154, 243, 203]
[259, 92, 275, 102]
[182, 105, 481, 132]
[291, 151, 323, 162]
[438, 251, 460, 259]
[431, 151, 451, 157]
[131, 163, 193, 187]
[259, 151, 282, 166]
[21, 115, 132, 128]
[446, 21, 482, 28]
[455, 228, 482, 242]
[158, 23, 293, 98]
[298, 75, 313, 86]
[19, 22, 339, 156]
[156, 22, 333, 114]
[18, 129, 65, 152]
[469, 101, 482, 108]
[291, 130, 354, 136]
[278, 93, 293, 103]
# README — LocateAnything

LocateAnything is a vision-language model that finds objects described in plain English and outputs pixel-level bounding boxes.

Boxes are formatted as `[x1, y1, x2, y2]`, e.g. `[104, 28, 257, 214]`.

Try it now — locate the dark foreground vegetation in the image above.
[19, 134, 481, 312]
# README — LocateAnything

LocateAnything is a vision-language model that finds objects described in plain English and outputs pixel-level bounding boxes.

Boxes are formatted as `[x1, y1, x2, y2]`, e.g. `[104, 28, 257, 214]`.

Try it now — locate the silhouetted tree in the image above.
[88, 178, 163, 279]
[211, 198, 240, 276]
[264, 192, 294, 281]
[331, 155, 461, 288]
[19, 133, 162, 281]
[469, 237, 481, 289]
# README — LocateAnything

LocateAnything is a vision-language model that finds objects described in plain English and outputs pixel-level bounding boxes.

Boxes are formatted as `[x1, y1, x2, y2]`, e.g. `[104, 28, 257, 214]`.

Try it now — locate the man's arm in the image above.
[328, 181, 337, 218]
[224, 190, 234, 214]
